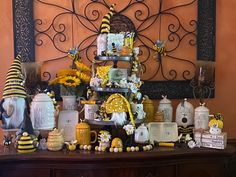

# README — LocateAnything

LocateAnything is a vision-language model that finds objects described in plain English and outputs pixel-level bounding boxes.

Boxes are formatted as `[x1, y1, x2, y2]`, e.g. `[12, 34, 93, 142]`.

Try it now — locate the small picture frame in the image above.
[148, 122, 178, 144]
[108, 68, 127, 83]
[107, 33, 124, 54]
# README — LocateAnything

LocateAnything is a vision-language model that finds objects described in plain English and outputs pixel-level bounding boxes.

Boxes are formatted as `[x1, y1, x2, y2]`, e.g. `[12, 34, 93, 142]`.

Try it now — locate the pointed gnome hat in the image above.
[100, 4, 116, 34]
[2, 55, 27, 99]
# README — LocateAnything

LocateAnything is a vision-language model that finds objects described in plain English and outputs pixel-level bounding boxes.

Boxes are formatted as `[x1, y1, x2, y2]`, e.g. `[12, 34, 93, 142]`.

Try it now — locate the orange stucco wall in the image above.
[0, 0, 236, 143]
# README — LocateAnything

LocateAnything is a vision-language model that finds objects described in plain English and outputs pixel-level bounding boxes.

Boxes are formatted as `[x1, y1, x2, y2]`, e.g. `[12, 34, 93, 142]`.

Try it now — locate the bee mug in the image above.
[76, 121, 97, 145]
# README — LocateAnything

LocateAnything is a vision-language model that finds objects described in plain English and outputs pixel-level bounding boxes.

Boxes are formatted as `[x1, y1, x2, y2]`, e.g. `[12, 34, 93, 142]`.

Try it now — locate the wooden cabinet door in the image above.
[55, 166, 176, 177]
[55, 169, 110, 177]
[178, 163, 226, 177]
[0, 169, 51, 177]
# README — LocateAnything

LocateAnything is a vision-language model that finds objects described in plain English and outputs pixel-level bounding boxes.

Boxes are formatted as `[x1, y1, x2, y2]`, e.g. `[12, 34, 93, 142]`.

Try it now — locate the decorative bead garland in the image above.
[79, 144, 92, 151]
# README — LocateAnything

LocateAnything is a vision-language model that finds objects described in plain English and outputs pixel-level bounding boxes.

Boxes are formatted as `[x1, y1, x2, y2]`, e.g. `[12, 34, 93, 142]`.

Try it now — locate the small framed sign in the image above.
[148, 122, 178, 144]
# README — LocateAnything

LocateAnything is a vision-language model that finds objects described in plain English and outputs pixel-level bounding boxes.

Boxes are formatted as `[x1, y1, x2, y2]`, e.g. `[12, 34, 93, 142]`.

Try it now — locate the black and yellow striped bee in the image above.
[153, 39, 166, 57]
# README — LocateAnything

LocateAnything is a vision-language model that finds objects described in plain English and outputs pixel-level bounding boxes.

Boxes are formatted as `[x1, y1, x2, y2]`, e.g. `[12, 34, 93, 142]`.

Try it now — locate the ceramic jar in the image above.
[194, 103, 209, 131]
[176, 98, 194, 128]
[47, 129, 64, 151]
[135, 124, 149, 144]
[158, 95, 173, 122]
[30, 93, 55, 130]
[76, 122, 97, 145]
[143, 96, 155, 123]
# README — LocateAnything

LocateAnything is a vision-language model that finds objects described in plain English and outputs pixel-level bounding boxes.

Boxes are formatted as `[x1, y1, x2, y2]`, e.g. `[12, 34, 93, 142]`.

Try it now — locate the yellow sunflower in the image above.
[59, 76, 81, 87]
[57, 68, 77, 77]
[75, 61, 90, 72]
[76, 71, 91, 83]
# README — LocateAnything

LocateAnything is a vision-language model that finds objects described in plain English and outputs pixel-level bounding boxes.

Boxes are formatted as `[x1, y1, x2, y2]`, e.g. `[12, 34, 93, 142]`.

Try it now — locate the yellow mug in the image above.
[76, 122, 97, 145]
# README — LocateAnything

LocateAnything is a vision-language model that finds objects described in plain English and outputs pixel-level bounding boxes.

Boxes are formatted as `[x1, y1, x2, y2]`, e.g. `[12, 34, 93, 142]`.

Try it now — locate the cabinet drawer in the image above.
[178, 163, 225, 177]
[0, 169, 51, 177]
[55, 169, 110, 177]
[55, 166, 176, 177]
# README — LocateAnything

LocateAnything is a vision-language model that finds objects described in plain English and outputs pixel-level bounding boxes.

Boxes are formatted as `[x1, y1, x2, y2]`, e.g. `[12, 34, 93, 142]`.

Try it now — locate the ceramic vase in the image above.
[61, 95, 77, 110]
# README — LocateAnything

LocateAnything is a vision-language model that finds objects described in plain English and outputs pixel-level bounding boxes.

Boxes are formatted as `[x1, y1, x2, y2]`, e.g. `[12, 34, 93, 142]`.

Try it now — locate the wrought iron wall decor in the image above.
[12, 0, 216, 99]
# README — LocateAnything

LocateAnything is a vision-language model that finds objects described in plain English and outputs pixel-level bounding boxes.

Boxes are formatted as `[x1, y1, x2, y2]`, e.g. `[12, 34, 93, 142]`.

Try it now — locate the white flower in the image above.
[135, 92, 142, 100]
[100, 131, 111, 143]
[128, 83, 138, 93]
[188, 140, 196, 149]
[119, 78, 128, 88]
[123, 124, 135, 135]
[128, 73, 140, 84]
[90, 77, 102, 87]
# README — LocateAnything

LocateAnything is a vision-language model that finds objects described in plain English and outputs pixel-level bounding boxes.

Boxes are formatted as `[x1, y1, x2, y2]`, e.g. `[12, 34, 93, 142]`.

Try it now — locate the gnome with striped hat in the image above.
[0, 55, 28, 129]
[97, 4, 116, 56]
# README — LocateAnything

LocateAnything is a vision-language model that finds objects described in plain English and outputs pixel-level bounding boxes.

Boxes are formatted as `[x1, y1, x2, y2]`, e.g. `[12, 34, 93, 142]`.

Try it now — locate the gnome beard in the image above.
[1, 97, 26, 129]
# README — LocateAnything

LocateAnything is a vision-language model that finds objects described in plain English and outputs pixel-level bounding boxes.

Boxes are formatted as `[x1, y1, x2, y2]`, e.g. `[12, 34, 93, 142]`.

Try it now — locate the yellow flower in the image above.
[96, 65, 112, 79]
[57, 69, 77, 77]
[59, 76, 81, 87]
[75, 61, 90, 72]
[76, 71, 91, 83]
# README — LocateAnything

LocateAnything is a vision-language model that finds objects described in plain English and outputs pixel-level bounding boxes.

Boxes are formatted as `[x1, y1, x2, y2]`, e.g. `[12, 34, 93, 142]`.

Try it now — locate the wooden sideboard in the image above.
[0, 144, 235, 177]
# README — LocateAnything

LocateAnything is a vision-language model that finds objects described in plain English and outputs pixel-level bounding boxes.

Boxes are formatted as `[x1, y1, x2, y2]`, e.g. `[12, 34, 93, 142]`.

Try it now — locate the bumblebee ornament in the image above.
[153, 40, 166, 60]
[16, 132, 38, 153]
[3, 134, 13, 147]
[68, 47, 80, 62]
[65, 140, 77, 151]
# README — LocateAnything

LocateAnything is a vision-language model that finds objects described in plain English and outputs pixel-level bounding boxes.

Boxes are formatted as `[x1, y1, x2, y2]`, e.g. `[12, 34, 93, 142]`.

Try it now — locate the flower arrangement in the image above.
[49, 48, 91, 96]
[98, 130, 111, 143]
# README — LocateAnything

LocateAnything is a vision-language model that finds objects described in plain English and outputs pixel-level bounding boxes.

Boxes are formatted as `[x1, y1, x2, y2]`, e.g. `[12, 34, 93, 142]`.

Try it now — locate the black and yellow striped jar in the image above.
[17, 132, 37, 153]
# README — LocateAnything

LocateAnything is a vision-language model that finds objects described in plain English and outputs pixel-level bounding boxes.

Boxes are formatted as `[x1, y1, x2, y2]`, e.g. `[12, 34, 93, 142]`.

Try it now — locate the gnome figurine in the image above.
[0, 55, 28, 129]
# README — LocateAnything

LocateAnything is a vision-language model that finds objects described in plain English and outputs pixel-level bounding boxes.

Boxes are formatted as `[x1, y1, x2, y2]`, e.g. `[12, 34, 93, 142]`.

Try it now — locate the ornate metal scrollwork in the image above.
[12, 0, 216, 99]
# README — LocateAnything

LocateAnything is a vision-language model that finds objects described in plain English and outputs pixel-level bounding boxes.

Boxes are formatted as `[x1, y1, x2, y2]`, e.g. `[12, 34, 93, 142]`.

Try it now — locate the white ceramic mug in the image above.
[84, 104, 98, 120]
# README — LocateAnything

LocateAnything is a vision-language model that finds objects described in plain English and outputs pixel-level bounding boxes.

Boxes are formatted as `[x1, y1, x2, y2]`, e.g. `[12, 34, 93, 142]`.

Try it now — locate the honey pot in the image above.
[143, 96, 155, 123]
[76, 121, 97, 145]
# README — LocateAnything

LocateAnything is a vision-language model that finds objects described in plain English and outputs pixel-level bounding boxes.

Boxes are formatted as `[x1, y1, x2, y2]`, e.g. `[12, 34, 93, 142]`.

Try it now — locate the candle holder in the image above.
[21, 62, 50, 96]
[190, 60, 215, 103]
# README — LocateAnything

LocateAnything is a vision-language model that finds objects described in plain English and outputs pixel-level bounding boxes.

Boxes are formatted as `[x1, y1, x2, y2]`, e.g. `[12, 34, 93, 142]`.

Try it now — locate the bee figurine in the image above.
[112, 43, 118, 56]
[3, 134, 13, 147]
[153, 40, 166, 60]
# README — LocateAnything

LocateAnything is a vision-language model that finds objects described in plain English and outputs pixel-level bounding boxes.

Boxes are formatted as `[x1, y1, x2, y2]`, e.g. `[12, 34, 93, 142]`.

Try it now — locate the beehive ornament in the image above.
[17, 132, 38, 153]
